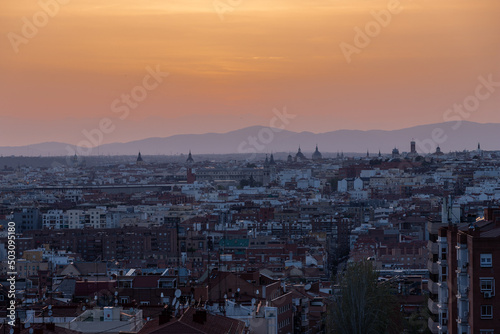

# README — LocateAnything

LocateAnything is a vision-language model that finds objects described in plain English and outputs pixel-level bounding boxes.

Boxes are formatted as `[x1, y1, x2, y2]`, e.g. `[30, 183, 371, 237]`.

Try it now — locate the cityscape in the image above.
[2, 142, 500, 333]
[1, 0, 500, 333]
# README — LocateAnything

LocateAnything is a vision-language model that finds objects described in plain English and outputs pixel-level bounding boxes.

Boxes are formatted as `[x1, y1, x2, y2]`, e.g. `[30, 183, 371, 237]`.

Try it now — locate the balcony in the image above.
[427, 240, 439, 254]
[427, 260, 439, 275]
[428, 279, 439, 295]
[428, 298, 439, 315]
[428, 317, 439, 334]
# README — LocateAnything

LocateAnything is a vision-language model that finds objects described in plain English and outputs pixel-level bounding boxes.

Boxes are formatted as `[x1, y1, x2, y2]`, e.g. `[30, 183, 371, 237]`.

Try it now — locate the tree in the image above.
[403, 295, 431, 334]
[327, 261, 401, 334]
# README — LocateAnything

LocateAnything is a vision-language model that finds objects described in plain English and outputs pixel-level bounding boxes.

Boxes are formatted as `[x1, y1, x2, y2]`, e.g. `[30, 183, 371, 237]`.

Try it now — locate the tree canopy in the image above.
[328, 261, 401, 334]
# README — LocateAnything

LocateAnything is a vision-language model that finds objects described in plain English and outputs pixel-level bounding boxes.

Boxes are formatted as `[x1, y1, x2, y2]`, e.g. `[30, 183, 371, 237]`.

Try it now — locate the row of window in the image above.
[278, 318, 291, 329]
[278, 303, 291, 314]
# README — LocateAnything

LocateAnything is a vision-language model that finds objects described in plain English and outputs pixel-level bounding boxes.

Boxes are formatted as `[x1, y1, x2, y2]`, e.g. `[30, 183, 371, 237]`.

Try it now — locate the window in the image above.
[480, 330, 494, 334]
[481, 305, 493, 319]
[441, 266, 448, 281]
[441, 247, 447, 261]
[481, 254, 493, 268]
[480, 279, 494, 294]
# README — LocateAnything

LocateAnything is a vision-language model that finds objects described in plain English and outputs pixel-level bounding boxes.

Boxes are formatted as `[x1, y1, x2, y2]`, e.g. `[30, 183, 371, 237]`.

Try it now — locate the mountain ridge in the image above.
[0, 121, 498, 156]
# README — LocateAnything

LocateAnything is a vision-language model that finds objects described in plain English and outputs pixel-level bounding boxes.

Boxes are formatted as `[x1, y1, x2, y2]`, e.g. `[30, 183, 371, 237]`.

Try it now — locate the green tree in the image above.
[328, 261, 401, 334]
[403, 295, 431, 334]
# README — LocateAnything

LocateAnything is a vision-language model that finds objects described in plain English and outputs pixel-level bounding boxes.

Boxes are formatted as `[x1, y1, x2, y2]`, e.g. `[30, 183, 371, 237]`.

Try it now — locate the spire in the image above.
[269, 153, 276, 165]
[367, 150, 369, 157]
[478, 142, 481, 150]
[264, 154, 269, 166]
[186, 150, 194, 163]
[137, 151, 143, 162]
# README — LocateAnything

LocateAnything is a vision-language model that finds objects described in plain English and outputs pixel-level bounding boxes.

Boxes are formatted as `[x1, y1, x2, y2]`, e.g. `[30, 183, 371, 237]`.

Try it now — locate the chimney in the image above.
[192, 310, 207, 324]
[158, 306, 171, 325]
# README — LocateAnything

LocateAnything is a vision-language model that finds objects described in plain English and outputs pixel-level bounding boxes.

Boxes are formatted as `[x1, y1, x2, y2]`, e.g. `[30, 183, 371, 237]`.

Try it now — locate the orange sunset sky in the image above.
[0, 0, 499, 146]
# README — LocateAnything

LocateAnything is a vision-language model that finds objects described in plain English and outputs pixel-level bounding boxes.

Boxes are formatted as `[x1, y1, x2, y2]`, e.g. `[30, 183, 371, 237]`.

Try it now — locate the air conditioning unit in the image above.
[484, 292, 492, 298]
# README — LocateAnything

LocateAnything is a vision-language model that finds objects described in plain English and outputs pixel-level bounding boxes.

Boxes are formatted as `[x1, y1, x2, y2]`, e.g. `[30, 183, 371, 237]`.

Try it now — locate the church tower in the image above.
[186, 150, 195, 184]
[136, 152, 145, 165]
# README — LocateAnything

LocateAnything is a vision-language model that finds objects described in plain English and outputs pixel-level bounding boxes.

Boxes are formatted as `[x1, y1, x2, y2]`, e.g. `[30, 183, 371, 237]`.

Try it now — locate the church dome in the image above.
[295, 147, 307, 161]
[312, 145, 322, 160]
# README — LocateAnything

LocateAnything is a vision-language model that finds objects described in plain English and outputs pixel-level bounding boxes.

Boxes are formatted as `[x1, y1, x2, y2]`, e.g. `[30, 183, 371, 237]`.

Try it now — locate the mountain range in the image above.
[0, 121, 498, 157]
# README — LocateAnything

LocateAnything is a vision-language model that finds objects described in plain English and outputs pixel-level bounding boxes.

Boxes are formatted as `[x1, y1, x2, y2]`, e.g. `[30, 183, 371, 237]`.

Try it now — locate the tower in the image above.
[411, 139, 416, 154]
[186, 150, 195, 184]
[269, 153, 277, 183]
[136, 152, 145, 165]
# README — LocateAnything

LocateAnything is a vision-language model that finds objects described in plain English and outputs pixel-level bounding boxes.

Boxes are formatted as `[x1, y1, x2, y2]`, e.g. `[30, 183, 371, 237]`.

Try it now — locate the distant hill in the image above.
[0, 121, 498, 156]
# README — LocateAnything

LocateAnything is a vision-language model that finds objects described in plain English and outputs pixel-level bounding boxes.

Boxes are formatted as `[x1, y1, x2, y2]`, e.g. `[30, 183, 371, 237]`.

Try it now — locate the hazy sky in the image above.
[1, 0, 499, 146]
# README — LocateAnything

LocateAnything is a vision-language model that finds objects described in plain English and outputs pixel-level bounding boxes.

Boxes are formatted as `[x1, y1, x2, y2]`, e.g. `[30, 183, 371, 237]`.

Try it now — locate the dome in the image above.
[312, 145, 322, 160]
[295, 146, 307, 161]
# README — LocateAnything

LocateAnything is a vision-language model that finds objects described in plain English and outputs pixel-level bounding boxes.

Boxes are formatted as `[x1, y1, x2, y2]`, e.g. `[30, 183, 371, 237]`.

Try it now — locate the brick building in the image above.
[437, 208, 500, 334]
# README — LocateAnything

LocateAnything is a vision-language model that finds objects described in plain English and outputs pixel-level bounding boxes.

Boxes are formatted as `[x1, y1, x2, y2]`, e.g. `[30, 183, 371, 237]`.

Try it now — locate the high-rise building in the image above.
[428, 205, 500, 334]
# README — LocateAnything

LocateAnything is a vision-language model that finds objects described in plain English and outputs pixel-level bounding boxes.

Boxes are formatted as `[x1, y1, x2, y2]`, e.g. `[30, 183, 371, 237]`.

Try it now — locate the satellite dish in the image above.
[256, 290, 259, 295]
[305, 284, 311, 291]
[251, 298, 256, 305]
[161, 292, 164, 298]
[10, 328, 14, 334]
[224, 294, 227, 299]
[48, 311, 53, 316]
[114, 291, 118, 296]
[48, 305, 52, 310]
[82, 306, 86, 311]
[237, 288, 240, 292]
[175, 289, 182, 298]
